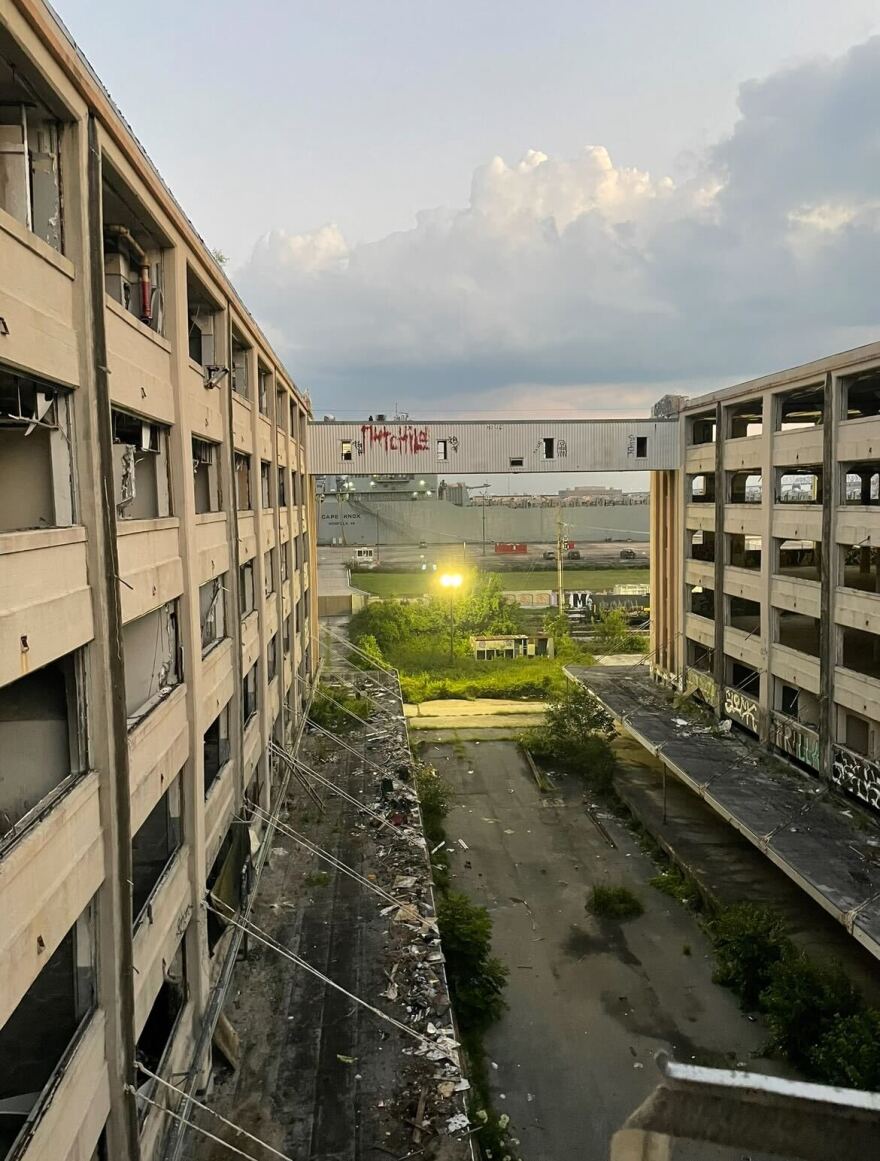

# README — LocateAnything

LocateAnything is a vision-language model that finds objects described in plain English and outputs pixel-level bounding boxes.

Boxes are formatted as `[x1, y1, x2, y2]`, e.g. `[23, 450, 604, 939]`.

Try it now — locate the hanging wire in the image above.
[289, 752, 412, 838]
[126, 1086, 287, 1161]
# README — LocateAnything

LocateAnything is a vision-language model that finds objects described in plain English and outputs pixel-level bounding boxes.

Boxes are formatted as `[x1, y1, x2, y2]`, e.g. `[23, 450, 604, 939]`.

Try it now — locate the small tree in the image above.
[437, 891, 508, 1029]
[710, 903, 789, 1009]
[592, 607, 647, 654]
[352, 633, 385, 670]
[522, 682, 616, 789]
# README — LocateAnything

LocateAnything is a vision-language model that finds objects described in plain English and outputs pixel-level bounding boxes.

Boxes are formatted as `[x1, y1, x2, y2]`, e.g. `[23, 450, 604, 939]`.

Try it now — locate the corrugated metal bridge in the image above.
[308, 417, 680, 475]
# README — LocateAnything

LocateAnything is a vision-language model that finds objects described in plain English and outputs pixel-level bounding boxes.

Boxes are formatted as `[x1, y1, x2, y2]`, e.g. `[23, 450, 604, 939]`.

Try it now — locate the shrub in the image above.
[309, 683, 373, 734]
[521, 682, 616, 789]
[437, 891, 509, 1030]
[592, 607, 648, 654]
[809, 1008, 880, 1090]
[588, 884, 643, 920]
[709, 903, 789, 1010]
[351, 633, 386, 670]
[760, 951, 861, 1070]
[414, 766, 452, 843]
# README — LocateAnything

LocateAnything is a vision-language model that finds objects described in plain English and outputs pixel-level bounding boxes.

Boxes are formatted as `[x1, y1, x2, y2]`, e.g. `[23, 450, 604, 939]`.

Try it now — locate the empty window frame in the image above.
[776, 466, 822, 504]
[282, 613, 291, 654]
[192, 437, 221, 514]
[0, 52, 63, 250]
[729, 471, 762, 504]
[131, 777, 182, 925]
[842, 367, 880, 422]
[231, 333, 250, 397]
[112, 409, 171, 519]
[728, 533, 762, 569]
[267, 634, 278, 683]
[239, 559, 255, 617]
[242, 662, 258, 727]
[0, 655, 84, 844]
[688, 529, 715, 562]
[728, 595, 760, 635]
[841, 626, 880, 681]
[686, 639, 714, 674]
[776, 382, 824, 431]
[280, 540, 290, 583]
[275, 389, 288, 433]
[839, 708, 874, 758]
[234, 453, 252, 510]
[0, 369, 74, 531]
[509, 457, 524, 468]
[203, 704, 231, 796]
[688, 411, 716, 446]
[437, 439, 448, 461]
[260, 460, 271, 509]
[776, 539, 821, 582]
[688, 584, 715, 620]
[340, 440, 353, 462]
[206, 824, 250, 953]
[635, 436, 648, 458]
[688, 473, 715, 503]
[257, 364, 270, 415]
[843, 462, 880, 506]
[123, 603, 181, 728]
[727, 658, 760, 698]
[542, 437, 555, 460]
[277, 466, 288, 507]
[776, 680, 820, 729]
[726, 399, 763, 438]
[134, 944, 185, 1122]
[199, 576, 226, 654]
[0, 907, 95, 1151]
[102, 161, 166, 333]
[264, 548, 276, 598]
[776, 609, 820, 657]
[841, 543, 880, 593]
[186, 268, 217, 366]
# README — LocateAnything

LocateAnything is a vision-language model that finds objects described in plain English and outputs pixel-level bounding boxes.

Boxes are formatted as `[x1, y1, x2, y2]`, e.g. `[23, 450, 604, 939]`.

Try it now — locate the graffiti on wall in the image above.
[723, 688, 759, 733]
[359, 422, 430, 455]
[832, 745, 880, 813]
[685, 667, 718, 708]
[769, 713, 821, 771]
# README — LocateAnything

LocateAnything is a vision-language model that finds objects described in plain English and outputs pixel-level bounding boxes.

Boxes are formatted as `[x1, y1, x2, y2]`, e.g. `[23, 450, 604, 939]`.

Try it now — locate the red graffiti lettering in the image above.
[360, 423, 430, 455]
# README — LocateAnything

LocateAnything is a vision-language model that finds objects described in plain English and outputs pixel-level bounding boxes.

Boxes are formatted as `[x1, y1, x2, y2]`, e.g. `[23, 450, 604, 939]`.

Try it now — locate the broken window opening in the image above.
[686, 639, 714, 674]
[727, 659, 760, 698]
[777, 466, 822, 504]
[509, 457, 524, 469]
[280, 541, 290, 583]
[267, 634, 278, 683]
[199, 576, 226, 655]
[776, 383, 824, 431]
[340, 439, 353, 462]
[729, 471, 762, 504]
[839, 709, 874, 759]
[132, 777, 182, 927]
[206, 823, 251, 954]
[843, 462, 880, 506]
[239, 559, 255, 617]
[841, 543, 880, 593]
[243, 663, 258, 728]
[0, 369, 74, 531]
[776, 609, 820, 657]
[234, 453, 252, 510]
[688, 584, 715, 621]
[257, 365, 270, 415]
[688, 411, 716, 446]
[542, 437, 555, 460]
[135, 943, 185, 1124]
[776, 680, 819, 729]
[260, 460, 271, 509]
[0, 51, 63, 251]
[123, 602, 181, 729]
[688, 473, 715, 504]
[635, 435, 648, 458]
[186, 268, 218, 366]
[275, 389, 288, 433]
[841, 625, 880, 682]
[231, 333, 250, 397]
[688, 529, 715, 563]
[0, 906, 95, 1157]
[282, 613, 291, 654]
[192, 436, 221, 514]
[437, 439, 448, 462]
[277, 466, 288, 507]
[264, 549, 276, 599]
[729, 595, 760, 636]
[203, 704, 231, 797]
[776, 539, 821, 583]
[112, 409, 171, 520]
[102, 161, 166, 333]
[726, 399, 763, 439]
[0, 654, 84, 846]
[842, 367, 880, 422]
[728, 533, 762, 570]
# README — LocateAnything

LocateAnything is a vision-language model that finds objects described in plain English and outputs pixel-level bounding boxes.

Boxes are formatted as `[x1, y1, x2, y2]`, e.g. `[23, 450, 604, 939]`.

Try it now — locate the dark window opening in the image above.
[0, 909, 94, 1157]
[728, 659, 760, 697]
[231, 334, 249, 397]
[135, 946, 185, 1122]
[777, 466, 822, 504]
[729, 595, 760, 635]
[276, 390, 288, 432]
[234, 453, 251, 510]
[688, 411, 716, 446]
[437, 440, 448, 461]
[777, 539, 821, 582]
[102, 160, 166, 333]
[199, 576, 226, 654]
[688, 584, 715, 620]
[203, 705, 231, 796]
[729, 471, 762, 504]
[260, 461, 271, 509]
[341, 440, 353, 462]
[841, 543, 880, 593]
[689, 473, 715, 503]
[206, 824, 251, 954]
[123, 603, 181, 728]
[278, 467, 287, 507]
[689, 529, 715, 562]
[267, 634, 278, 683]
[281, 542, 290, 583]
[777, 681, 819, 728]
[776, 383, 824, 431]
[728, 533, 762, 569]
[0, 370, 74, 531]
[193, 437, 221, 514]
[243, 663, 258, 728]
[186, 268, 218, 366]
[777, 610, 820, 657]
[843, 711, 872, 757]
[239, 559, 255, 617]
[635, 435, 648, 458]
[726, 399, 763, 438]
[842, 626, 880, 681]
[542, 437, 555, 460]
[111, 409, 171, 520]
[258, 365, 270, 415]
[843, 462, 880, 506]
[509, 457, 524, 468]
[132, 779, 181, 925]
[264, 549, 276, 598]
[843, 367, 880, 422]
[686, 639, 714, 673]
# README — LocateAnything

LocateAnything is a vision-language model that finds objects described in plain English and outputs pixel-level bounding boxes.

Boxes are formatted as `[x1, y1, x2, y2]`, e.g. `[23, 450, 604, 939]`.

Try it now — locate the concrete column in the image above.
[713, 402, 725, 707]
[759, 394, 773, 742]
[818, 371, 837, 781]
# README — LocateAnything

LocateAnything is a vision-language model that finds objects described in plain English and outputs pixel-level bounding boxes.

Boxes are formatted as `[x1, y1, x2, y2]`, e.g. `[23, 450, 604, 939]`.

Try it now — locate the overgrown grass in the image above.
[400, 657, 572, 704]
[649, 864, 701, 908]
[352, 567, 649, 597]
[588, 883, 644, 920]
[303, 870, 331, 888]
[308, 683, 374, 733]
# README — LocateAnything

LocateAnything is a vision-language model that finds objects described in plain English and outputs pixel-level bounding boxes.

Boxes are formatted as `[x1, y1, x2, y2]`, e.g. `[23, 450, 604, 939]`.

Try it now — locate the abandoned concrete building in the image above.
[0, 3, 317, 1158]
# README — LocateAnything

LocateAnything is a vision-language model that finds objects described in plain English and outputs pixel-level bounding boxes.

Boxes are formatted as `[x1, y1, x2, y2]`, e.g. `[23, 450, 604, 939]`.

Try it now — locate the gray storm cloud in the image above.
[236, 36, 880, 414]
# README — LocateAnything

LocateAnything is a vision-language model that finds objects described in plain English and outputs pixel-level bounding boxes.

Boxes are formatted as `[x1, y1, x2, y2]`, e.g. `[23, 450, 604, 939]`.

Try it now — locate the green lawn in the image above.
[352, 567, 649, 597]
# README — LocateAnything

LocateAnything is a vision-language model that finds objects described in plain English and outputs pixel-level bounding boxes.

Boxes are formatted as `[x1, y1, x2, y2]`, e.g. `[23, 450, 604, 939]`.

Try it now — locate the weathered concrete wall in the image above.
[318, 497, 649, 546]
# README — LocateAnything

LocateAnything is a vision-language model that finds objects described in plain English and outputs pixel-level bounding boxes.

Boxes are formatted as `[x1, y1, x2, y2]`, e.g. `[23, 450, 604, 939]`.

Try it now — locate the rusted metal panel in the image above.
[308, 418, 679, 475]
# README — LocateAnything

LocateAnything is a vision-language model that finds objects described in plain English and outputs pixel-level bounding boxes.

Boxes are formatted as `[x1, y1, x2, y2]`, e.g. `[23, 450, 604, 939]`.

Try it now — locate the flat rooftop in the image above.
[566, 665, 880, 962]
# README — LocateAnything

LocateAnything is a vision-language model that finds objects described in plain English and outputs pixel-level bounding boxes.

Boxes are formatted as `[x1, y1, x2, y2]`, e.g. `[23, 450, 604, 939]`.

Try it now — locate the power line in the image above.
[127, 1086, 286, 1161]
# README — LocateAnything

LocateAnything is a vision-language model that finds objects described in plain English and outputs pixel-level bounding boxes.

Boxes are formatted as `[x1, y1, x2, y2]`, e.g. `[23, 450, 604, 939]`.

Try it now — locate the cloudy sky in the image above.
[57, 0, 880, 435]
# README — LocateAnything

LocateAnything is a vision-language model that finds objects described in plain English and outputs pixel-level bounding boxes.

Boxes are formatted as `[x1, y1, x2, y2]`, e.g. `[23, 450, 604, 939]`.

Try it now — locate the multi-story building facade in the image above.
[650, 341, 880, 813]
[0, 3, 317, 1159]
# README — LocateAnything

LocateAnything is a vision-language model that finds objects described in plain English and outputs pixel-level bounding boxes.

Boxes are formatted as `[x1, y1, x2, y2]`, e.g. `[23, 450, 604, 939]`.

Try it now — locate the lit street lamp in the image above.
[439, 573, 463, 662]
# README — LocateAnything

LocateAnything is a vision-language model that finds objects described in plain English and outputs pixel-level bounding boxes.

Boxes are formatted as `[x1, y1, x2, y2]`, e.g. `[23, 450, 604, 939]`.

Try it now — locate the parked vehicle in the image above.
[542, 550, 556, 560]
[566, 549, 582, 560]
[619, 548, 637, 560]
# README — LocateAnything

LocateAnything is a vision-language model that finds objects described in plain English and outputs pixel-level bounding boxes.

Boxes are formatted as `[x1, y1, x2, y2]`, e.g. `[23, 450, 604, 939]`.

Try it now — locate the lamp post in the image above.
[439, 572, 463, 662]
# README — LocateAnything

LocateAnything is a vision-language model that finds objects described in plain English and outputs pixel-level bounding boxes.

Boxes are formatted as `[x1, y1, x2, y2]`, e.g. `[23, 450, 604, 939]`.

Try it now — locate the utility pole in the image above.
[556, 505, 565, 612]
[477, 482, 490, 556]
